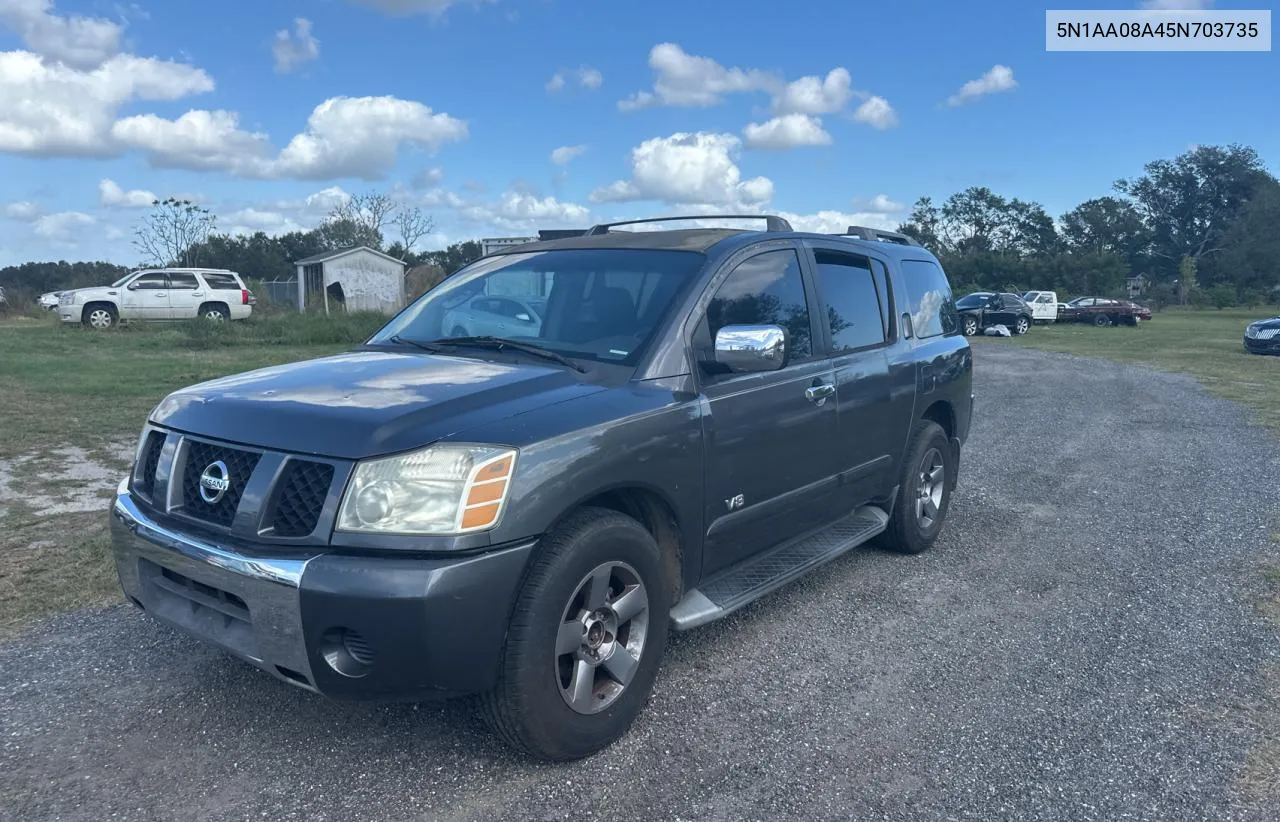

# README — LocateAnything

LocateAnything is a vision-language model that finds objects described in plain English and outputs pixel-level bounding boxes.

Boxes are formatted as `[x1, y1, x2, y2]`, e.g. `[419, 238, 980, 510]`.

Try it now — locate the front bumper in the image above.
[1245, 335, 1280, 355]
[111, 485, 535, 700]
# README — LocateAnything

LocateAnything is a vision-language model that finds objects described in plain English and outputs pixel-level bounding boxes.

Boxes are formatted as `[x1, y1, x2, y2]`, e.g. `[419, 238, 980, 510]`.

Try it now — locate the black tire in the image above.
[81, 303, 117, 330]
[480, 507, 671, 761]
[962, 316, 979, 336]
[199, 303, 230, 322]
[1093, 313, 1111, 327]
[1013, 316, 1030, 335]
[876, 420, 953, 555]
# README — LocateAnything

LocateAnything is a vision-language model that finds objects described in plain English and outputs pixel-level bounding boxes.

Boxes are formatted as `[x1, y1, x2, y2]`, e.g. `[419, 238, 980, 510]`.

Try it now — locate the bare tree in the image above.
[329, 192, 398, 241]
[395, 206, 434, 256]
[134, 198, 217, 267]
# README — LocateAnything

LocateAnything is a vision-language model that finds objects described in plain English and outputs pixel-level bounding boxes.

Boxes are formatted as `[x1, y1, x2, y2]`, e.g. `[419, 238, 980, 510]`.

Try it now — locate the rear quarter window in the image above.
[900, 259, 958, 339]
[201, 273, 241, 290]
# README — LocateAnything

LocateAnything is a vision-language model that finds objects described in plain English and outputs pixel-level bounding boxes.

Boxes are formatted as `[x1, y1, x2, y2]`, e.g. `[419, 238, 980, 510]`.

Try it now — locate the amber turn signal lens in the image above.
[466, 479, 507, 505]
[475, 456, 512, 482]
[461, 503, 502, 530]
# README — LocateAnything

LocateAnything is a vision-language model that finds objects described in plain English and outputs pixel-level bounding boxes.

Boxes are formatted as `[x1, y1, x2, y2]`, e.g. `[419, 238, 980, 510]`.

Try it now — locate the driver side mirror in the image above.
[516, 313, 532, 322]
[713, 325, 787, 373]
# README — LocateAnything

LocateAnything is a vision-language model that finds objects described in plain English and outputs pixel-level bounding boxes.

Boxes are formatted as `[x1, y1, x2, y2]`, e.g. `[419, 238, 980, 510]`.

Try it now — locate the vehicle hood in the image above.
[1250, 316, 1280, 330]
[149, 349, 605, 459]
[63, 286, 118, 300]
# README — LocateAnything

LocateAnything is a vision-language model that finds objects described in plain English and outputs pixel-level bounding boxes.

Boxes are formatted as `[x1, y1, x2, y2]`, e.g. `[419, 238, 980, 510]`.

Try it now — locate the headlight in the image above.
[336, 444, 517, 535]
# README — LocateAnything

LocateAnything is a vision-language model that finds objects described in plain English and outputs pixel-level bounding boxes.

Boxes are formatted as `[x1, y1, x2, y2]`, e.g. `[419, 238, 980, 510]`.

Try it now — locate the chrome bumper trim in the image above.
[111, 483, 319, 691]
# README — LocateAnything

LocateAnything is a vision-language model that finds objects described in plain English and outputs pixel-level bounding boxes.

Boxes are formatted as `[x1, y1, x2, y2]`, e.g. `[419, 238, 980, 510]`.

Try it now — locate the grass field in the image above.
[0, 313, 383, 637]
[1, 306, 1277, 637]
[979, 307, 1280, 434]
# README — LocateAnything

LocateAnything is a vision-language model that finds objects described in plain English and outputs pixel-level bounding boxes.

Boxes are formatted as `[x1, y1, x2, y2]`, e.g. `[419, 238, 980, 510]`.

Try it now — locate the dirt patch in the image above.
[0, 442, 132, 518]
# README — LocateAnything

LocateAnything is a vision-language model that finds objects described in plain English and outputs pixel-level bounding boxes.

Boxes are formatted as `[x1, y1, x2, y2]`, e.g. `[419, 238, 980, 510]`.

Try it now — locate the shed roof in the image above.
[294, 246, 407, 268]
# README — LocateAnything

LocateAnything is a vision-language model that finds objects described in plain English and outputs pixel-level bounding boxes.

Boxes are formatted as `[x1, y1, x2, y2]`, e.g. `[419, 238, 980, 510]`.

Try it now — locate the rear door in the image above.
[803, 242, 903, 505]
[120, 271, 170, 320]
[696, 245, 841, 577]
[166, 272, 202, 319]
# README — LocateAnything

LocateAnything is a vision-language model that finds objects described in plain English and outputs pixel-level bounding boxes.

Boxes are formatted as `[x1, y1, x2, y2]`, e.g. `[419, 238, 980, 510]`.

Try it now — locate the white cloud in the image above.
[946, 65, 1017, 107]
[112, 109, 274, 174]
[273, 18, 320, 74]
[113, 96, 468, 180]
[412, 166, 444, 187]
[777, 210, 900, 234]
[274, 96, 467, 179]
[578, 65, 602, 89]
[346, 0, 481, 15]
[743, 114, 831, 150]
[550, 144, 586, 165]
[222, 207, 306, 236]
[33, 210, 94, 241]
[461, 190, 589, 229]
[774, 68, 852, 115]
[0, 50, 214, 156]
[852, 96, 899, 130]
[618, 43, 779, 110]
[547, 65, 603, 93]
[855, 194, 904, 213]
[1140, 0, 1212, 8]
[3, 200, 41, 220]
[590, 132, 773, 208]
[0, 0, 123, 70]
[99, 178, 156, 208]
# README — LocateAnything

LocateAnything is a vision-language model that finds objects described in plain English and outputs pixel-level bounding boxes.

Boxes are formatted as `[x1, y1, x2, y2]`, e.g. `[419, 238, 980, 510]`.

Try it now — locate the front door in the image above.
[120, 272, 170, 320]
[697, 246, 841, 578]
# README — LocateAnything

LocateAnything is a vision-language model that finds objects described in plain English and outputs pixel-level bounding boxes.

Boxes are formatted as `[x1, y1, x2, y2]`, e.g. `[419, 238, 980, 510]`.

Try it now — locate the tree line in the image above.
[3, 143, 1276, 311]
[898, 144, 1280, 308]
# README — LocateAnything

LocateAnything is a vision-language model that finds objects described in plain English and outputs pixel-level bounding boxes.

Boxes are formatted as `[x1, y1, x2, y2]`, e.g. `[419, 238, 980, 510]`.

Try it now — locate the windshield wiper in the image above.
[385, 334, 446, 353]
[432, 336, 588, 373]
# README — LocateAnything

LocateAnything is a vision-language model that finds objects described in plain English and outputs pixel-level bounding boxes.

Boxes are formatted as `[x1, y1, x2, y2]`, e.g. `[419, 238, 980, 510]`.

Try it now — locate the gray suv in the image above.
[111, 216, 973, 761]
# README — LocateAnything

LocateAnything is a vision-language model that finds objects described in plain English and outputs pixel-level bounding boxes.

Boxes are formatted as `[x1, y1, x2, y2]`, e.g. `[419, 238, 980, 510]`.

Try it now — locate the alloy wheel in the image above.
[915, 447, 945, 529]
[555, 561, 650, 715]
[88, 309, 113, 329]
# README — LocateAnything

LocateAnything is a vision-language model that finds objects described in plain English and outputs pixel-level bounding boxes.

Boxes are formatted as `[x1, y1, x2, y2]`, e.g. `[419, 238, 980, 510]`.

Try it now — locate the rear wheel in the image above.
[1013, 316, 1030, 335]
[876, 420, 953, 555]
[1093, 314, 1111, 328]
[480, 508, 671, 761]
[82, 304, 117, 330]
[200, 303, 230, 322]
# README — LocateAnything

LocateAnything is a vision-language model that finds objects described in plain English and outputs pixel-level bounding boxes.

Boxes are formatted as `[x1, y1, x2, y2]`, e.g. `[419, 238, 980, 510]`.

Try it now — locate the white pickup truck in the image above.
[59, 268, 255, 329]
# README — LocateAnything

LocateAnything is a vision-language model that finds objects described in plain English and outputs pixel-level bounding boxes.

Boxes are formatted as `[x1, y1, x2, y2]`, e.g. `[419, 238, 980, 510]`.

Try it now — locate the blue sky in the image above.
[0, 0, 1276, 265]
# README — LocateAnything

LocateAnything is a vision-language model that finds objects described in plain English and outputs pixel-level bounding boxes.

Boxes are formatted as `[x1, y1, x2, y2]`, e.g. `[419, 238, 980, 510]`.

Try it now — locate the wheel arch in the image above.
[81, 300, 118, 323]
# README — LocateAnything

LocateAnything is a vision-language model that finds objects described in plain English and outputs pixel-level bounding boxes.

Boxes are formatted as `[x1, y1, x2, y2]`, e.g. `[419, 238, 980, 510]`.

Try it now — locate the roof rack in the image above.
[584, 214, 793, 236]
[839, 226, 921, 247]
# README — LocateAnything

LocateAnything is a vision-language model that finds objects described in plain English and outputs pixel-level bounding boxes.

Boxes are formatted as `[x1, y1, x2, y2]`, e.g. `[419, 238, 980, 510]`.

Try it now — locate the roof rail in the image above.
[585, 214, 793, 236]
[840, 225, 921, 247]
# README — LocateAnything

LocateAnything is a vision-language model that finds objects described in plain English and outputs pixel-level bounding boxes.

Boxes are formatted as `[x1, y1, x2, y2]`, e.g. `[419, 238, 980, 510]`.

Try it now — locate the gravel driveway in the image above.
[3, 346, 1279, 822]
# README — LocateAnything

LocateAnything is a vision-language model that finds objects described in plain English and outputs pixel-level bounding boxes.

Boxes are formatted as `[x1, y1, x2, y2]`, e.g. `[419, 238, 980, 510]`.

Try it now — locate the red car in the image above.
[1058, 297, 1149, 326]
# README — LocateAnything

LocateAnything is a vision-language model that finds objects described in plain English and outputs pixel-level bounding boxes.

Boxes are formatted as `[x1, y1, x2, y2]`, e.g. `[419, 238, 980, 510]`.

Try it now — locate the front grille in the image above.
[1250, 327, 1279, 340]
[136, 431, 166, 499]
[270, 460, 334, 537]
[181, 440, 261, 527]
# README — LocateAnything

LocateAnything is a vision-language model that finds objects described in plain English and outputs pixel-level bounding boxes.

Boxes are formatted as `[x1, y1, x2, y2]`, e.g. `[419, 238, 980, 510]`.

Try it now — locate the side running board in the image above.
[669, 505, 889, 631]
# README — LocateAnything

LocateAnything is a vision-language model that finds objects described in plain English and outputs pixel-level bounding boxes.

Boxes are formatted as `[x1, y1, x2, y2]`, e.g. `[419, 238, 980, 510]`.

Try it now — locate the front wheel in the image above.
[876, 420, 953, 555]
[480, 508, 671, 761]
[82, 305, 117, 330]
[962, 316, 978, 336]
[1093, 314, 1112, 328]
[1013, 316, 1030, 335]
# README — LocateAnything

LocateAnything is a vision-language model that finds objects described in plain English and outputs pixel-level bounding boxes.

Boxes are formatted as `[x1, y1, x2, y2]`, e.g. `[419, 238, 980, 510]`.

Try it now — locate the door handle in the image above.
[192, 291, 204, 297]
[805, 383, 835, 405]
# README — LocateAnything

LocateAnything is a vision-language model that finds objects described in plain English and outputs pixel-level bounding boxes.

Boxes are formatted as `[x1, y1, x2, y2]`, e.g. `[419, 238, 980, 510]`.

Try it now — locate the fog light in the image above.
[320, 627, 373, 678]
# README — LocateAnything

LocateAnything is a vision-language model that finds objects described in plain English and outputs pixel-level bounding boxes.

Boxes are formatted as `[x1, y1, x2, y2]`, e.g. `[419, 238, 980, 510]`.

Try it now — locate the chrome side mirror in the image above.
[713, 325, 787, 373]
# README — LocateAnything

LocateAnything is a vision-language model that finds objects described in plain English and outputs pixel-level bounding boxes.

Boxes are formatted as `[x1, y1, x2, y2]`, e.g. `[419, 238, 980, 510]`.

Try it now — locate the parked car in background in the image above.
[1058, 297, 1147, 326]
[442, 294, 546, 338]
[1244, 315, 1280, 355]
[956, 292, 1032, 336]
[38, 291, 62, 311]
[1022, 290, 1059, 324]
[58, 268, 255, 329]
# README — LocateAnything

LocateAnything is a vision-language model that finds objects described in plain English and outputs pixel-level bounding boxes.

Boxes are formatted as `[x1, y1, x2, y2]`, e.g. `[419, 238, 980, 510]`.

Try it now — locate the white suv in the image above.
[59, 268, 256, 329]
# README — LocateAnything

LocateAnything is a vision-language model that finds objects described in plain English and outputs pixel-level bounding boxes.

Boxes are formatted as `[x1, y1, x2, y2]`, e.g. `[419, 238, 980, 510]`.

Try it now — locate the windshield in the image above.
[370, 248, 705, 367]
[955, 293, 990, 309]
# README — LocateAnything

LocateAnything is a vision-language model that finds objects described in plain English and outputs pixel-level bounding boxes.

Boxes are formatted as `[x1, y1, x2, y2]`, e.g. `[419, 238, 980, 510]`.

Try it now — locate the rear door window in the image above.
[168, 273, 199, 290]
[811, 249, 886, 353]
